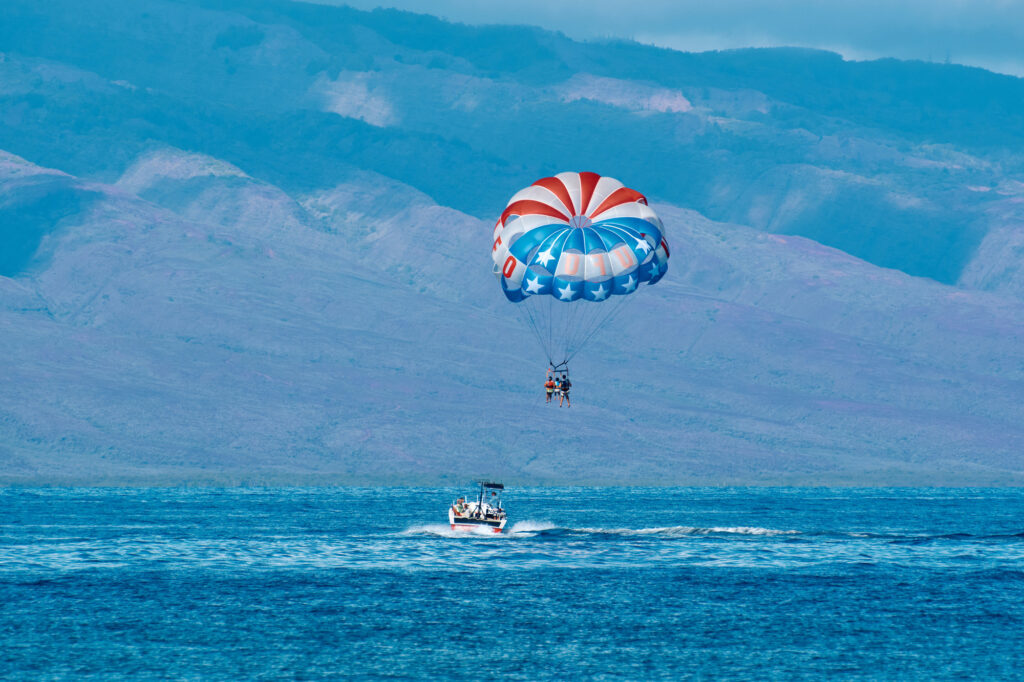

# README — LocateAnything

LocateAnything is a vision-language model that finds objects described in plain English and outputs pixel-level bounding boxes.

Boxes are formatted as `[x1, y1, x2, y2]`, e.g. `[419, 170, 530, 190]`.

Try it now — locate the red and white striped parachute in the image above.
[491, 172, 669, 368]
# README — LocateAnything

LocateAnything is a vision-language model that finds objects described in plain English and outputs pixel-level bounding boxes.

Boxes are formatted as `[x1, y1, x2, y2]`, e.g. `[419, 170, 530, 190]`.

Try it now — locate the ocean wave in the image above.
[815, 530, 1024, 543]
[984, 531, 1024, 540]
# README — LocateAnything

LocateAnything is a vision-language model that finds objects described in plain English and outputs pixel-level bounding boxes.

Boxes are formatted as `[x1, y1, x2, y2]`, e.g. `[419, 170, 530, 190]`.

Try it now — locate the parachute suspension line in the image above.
[515, 300, 555, 367]
[565, 303, 588, 360]
[557, 298, 573, 367]
[546, 295, 555, 365]
[583, 297, 623, 349]
[561, 301, 582, 360]
[562, 298, 598, 360]
[571, 300, 603, 351]
[529, 302, 556, 367]
[583, 295, 633, 358]
[556, 301, 569, 365]
[513, 288, 638, 370]
[564, 294, 636, 364]
[565, 299, 584, 362]
[512, 294, 634, 369]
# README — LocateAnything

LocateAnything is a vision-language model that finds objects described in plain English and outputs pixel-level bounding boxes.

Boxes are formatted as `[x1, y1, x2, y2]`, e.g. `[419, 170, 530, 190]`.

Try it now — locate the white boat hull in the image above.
[448, 507, 507, 533]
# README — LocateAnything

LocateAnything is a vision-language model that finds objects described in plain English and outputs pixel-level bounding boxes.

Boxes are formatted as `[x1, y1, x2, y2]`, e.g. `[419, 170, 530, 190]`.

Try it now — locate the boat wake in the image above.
[401, 524, 499, 538]
[569, 526, 801, 537]
[401, 521, 556, 538]
[507, 520, 557, 534]
[401, 523, 798, 539]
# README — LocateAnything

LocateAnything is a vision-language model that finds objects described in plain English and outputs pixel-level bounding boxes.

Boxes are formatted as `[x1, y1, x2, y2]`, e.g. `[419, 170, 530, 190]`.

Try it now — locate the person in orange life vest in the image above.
[544, 369, 556, 403]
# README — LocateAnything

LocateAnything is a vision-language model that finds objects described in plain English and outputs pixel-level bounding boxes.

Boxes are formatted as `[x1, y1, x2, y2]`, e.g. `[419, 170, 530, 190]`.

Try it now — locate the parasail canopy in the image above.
[491, 172, 669, 368]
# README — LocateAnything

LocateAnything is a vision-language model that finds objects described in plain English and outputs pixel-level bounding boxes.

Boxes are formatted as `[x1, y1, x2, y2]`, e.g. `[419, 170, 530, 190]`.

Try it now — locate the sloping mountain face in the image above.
[958, 185, 1024, 299]
[1, 149, 1021, 485]
[3, 0, 1024, 287]
[0, 0, 1022, 484]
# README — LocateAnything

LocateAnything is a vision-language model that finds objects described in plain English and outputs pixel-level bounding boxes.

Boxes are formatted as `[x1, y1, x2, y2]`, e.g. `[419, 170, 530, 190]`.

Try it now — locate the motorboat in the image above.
[449, 482, 507, 533]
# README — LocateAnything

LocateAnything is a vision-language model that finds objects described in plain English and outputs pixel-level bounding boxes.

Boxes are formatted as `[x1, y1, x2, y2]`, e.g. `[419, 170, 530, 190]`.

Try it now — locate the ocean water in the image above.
[2, 488, 1023, 679]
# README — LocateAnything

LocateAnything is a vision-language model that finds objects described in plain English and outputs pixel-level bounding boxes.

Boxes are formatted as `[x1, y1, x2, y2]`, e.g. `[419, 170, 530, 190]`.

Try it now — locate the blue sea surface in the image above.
[2, 487, 1023, 679]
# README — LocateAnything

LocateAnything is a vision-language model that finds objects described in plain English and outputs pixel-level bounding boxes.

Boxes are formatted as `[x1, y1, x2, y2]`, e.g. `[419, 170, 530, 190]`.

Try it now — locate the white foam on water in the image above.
[398, 523, 799, 539]
[694, 526, 801, 536]
[507, 520, 556, 534]
[572, 526, 800, 537]
[399, 520, 556, 539]
[401, 523, 505, 538]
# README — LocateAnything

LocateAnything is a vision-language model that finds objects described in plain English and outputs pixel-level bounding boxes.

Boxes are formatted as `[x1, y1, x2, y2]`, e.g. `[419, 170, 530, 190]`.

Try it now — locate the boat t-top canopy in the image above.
[480, 482, 504, 490]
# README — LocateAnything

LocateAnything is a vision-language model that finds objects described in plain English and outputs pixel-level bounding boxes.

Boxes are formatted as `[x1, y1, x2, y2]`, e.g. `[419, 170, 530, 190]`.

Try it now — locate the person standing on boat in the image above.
[559, 374, 572, 407]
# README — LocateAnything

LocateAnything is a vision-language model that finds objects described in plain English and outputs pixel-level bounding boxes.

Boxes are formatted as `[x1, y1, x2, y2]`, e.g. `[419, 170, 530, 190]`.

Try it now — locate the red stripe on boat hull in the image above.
[451, 524, 504, 533]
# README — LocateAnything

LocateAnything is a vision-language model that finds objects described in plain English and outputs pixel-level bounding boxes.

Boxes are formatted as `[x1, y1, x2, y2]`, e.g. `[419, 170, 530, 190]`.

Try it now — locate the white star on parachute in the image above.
[591, 284, 608, 300]
[524, 276, 543, 294]
[535, 248, 556, 267]
[558, 283, 575, 301]
[636, 239, 652, 254]
[622, 275, 637, 293]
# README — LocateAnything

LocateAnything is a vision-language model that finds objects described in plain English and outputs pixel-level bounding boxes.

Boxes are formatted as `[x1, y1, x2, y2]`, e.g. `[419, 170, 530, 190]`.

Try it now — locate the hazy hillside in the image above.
[1, 148, 1021, 485]
[1, 0, 1022, 484]
[3, 0, 1024, 286]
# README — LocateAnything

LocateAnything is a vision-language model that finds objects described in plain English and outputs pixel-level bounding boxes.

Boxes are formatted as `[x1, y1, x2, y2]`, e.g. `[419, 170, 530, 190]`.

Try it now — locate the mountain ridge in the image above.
[1, 0, 1022, 484]
[1, 148, 1021, 485]
[2, 0, 1024, 287]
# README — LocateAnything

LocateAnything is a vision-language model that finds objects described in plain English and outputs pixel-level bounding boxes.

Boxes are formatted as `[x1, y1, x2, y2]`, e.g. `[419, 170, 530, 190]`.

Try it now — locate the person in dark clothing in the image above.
[559, 374, 572, 407]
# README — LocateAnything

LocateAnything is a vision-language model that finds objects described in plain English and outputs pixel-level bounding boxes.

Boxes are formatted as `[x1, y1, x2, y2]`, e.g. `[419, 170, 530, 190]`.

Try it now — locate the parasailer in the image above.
[492, 171, 670, 391]
[559, 374, 572, 407]
[544, 369, 556, 403]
